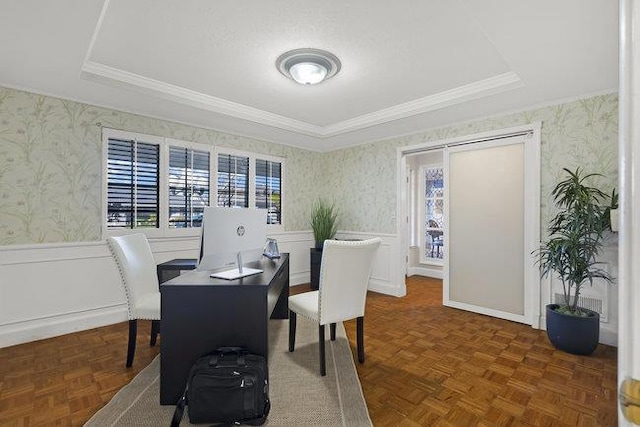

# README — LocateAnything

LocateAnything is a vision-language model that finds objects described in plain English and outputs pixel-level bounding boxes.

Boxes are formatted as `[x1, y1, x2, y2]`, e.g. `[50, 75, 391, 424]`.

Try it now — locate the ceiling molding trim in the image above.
[80, 61, 522, 139]
[322, 72, 523, 136]
[80, 61, 324, 136]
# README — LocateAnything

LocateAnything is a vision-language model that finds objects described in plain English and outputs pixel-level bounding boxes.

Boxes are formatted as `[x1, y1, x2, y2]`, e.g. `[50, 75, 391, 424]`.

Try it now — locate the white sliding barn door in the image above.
[444, 134, 536, 324]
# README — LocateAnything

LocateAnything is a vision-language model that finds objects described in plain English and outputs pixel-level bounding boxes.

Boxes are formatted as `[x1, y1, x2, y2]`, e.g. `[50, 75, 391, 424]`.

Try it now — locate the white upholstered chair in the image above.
[288, 238, 381, 376]
[107, 234, 161, 367]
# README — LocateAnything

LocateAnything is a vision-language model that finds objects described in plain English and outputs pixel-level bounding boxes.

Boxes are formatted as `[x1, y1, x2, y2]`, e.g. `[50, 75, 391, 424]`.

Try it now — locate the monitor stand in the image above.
[209, 251, 263, 280]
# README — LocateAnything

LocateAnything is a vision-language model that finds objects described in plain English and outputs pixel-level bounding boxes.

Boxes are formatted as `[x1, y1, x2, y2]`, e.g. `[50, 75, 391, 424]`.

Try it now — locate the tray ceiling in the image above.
[0, 0, 618, 151]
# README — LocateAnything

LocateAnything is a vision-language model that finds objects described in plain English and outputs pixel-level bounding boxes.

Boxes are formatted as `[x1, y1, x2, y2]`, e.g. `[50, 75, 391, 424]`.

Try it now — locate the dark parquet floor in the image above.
[344, 276, 617, 427]
[0, 276, 617, 426]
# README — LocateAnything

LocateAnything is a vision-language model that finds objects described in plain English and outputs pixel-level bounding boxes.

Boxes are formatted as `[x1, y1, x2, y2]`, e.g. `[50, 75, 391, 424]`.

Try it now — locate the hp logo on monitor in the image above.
[236, 225, 246, 237]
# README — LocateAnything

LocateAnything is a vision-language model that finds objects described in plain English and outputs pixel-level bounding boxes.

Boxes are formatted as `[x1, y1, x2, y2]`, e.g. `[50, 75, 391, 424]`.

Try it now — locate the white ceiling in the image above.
[0, 0, 618, 152]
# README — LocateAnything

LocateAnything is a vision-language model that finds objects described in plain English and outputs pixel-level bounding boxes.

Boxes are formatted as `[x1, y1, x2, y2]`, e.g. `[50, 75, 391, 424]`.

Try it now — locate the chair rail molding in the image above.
[0, 230, 401, 348]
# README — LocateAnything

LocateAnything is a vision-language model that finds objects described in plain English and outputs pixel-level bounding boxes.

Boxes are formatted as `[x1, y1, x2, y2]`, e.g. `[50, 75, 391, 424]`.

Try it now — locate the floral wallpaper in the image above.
[0, 85, 617, 245]
[0, 86, 322, 245]
[320, 93, 619, 235]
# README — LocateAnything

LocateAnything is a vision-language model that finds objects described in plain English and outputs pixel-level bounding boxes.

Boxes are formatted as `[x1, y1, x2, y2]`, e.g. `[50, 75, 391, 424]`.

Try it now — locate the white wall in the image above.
[0, 230, 400, 348]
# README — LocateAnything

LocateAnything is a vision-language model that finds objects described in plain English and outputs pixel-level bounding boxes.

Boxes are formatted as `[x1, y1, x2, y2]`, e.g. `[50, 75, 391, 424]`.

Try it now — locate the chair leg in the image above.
[126, 319, 137, 368]
[288, 310, 296, 352]
[319, 324, 326, 376]
[330, 323, 336, 341]
[357, 316, 365, 364]
[150, 320, 160, 346]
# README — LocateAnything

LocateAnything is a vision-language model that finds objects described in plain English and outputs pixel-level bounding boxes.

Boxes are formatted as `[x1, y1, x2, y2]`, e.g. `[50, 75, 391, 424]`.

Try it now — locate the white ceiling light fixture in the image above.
[276, 48, 341, 85]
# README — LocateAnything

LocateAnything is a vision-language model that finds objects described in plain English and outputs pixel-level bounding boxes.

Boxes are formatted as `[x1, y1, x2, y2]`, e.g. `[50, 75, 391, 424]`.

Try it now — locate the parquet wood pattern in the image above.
[343, 276, 618, 427]
[0, 322, 159, 426]
[0, 276, 617, 426]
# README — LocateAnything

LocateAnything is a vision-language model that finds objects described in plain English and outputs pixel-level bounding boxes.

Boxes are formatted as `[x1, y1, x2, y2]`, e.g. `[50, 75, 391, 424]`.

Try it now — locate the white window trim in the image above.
[418, 163, 444, 266]
[102, 128, 165, 239]
[102, 129, 285, 239]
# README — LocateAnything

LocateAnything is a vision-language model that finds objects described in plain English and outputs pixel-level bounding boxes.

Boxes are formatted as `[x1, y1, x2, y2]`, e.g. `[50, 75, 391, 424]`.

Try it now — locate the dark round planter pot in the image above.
[546, 304, 600, 355]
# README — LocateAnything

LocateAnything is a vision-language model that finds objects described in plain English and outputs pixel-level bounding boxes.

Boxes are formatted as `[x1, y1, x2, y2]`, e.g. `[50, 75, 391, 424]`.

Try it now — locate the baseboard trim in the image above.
[599, 328, 618, 347]
[290, 271, 310, 286]
[369, 278, 406, 297]
[407, 266, 443, 279]
[0, 305, 127, 348]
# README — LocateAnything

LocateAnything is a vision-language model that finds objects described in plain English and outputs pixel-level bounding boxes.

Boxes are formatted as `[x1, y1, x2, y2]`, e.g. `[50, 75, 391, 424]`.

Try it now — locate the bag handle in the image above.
[170, 387, 188, 427]
[209, 347, 247, 367]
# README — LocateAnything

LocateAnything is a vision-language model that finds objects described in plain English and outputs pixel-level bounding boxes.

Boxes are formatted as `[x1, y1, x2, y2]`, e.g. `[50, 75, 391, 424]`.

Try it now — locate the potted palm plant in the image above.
[535, 168, 614, 355]
[310, 199, 338, 249]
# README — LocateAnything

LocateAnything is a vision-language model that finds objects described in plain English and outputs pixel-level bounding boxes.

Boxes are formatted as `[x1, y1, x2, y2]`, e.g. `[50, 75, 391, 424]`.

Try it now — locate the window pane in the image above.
[217, 154, 249, 208]
[425, 168, 444, 198]
[107, 139, 134, 228]
[169, 147, 210, 228]
[424, 167, 444, 259]
[107, 139, 159, 229]
[255, 159, 282, 225]
[135, 142, 159, 228]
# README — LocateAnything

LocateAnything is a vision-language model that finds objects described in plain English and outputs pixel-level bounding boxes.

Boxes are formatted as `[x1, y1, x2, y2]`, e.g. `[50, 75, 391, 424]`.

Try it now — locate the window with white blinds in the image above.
[107, 138, 159, 229]
[168, 146, 210, 228]
[256, 159, 282, 225]
[217, 154, 249, 208]
[103, 129, 285, 236]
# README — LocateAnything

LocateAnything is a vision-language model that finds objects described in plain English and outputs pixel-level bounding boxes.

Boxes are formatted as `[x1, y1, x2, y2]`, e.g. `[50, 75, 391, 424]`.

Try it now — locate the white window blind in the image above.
[255, 159, 282, 225]
[107, 138, 159, 229]
[217, 154, 249, 208]
[168, 146, 210, 228]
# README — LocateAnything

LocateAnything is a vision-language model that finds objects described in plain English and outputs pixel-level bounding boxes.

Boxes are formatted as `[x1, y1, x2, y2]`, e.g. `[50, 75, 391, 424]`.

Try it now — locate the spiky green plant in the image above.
[535, 168, 614, 316]
[310, 199, 338, 247]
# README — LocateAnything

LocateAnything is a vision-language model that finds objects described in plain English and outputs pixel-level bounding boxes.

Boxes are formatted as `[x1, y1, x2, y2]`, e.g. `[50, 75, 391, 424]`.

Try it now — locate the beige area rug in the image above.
[85, 319, 372, 426]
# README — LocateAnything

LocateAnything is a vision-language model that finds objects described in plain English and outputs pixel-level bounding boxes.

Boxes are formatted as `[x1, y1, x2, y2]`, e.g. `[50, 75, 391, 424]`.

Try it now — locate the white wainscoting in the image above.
[335, 232, 405, 297]
[0, 230, 402, 348]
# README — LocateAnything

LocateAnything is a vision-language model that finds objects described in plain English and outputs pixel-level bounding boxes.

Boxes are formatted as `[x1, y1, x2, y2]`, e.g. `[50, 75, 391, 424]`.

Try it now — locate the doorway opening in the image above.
[397, 123, 541, 326]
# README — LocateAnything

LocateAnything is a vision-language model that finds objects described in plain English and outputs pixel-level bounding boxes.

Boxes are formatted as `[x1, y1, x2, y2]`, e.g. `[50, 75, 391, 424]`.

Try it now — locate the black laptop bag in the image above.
[171, 347, 270, 426]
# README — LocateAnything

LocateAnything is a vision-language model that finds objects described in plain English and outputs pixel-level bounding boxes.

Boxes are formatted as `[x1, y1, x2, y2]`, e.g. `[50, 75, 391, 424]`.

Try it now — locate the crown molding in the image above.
[80, 61, 323, 136]
[80, 61, 522, 139]
[323, 72, 523, 136]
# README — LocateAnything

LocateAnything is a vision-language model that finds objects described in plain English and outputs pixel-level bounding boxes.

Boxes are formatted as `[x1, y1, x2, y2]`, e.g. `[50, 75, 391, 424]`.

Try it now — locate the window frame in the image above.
[102, 128, 284, 239]
[215, 147, 285, 233]
[162, 138, 215, 237]
[102, 128, 165, 238]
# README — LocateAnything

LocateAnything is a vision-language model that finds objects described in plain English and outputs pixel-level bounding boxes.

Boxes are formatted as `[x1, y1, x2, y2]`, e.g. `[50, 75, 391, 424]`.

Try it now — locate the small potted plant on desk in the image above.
[535, 167, 615, 355]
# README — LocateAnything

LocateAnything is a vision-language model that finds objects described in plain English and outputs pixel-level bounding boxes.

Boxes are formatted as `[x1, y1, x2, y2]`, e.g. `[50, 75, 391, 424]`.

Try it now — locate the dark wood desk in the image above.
[156, 258, 197, 285]
[160, 254, 289, 405]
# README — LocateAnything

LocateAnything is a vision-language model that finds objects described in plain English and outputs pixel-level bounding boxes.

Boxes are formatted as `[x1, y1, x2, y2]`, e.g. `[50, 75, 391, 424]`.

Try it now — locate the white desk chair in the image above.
[107, 234, 161, 367]
[288, 238, 381, 376]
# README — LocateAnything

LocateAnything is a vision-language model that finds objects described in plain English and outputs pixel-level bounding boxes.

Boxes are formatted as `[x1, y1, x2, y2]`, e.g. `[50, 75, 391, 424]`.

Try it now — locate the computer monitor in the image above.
[198, 207, 268, 279]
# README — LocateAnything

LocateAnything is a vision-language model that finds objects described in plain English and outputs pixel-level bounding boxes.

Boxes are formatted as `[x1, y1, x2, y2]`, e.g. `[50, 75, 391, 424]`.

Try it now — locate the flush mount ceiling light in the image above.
[276, 48, 341, 85]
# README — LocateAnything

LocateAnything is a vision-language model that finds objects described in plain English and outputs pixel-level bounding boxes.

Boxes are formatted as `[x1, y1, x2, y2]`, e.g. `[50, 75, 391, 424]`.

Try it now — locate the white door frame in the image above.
[396, 123, 541, 327]
[618, 1, 640, 424]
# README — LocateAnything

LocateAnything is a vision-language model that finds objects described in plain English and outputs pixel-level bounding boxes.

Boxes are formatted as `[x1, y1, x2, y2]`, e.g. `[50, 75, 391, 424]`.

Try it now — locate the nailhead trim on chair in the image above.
[107, 237, 159, 321]
[107, 239, 136, 320]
